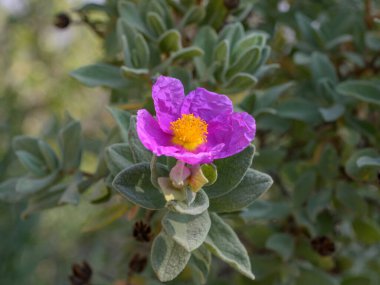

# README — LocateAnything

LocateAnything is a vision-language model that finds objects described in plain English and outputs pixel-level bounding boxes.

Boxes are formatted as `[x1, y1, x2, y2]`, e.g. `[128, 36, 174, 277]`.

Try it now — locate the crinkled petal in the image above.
[136, 109, 173, 155]
[152, 76, 185, 133]
[170, 143, 225, 164]
[137, 109, 225, 165]
[206, 112, 256, 160]
[181, 88, 233, 122]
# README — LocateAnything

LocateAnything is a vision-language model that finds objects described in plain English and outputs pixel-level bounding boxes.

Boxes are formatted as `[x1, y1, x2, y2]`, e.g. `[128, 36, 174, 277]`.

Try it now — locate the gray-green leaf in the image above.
[105, 143, 134, 176]
[162, 210, 211, 252]
[189, 245, 212, 285]
[58, 119, 82, 171]
[336, 80, 380, 106]
[205, 145, 255, 198]
[151, 231, 191, 282]
[112, 163, 167, 209]
[158, 29, 181, 53]
[169, 189, 209, 215]
[70, 64, 128, 89]
[209, 169, 272, 213]
[265, 233, 294, 260]
[107, 107, 131, 142]
[205, 213, 255, 280]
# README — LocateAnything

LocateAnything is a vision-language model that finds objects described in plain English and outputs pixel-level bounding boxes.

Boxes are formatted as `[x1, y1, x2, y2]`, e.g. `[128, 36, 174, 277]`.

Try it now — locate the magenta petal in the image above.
[181, 88, 233, 122]
[136, 109, 173, 155]
[207, 112, 256, 160]
[152, 76, 185, 133]
[137, 109, 226, 164]
[170, 143, 225, 165]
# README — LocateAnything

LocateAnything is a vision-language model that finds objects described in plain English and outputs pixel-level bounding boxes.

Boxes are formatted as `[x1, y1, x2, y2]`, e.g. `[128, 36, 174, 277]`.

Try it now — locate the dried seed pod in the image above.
[133, 221, 152, 242]
[311, 236, 336, 256]
[129, 253, 148, 273]
[54, 12, 71, 29]
[69, 261, 92, 285]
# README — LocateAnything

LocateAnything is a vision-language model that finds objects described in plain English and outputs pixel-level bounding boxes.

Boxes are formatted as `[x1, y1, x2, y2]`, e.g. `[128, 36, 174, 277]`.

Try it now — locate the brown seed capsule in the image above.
[69, 261, 92, 285]
[133, 221, 152, 242]
[54, 12, 71, 29]
[311, 236, 336, 256]
[224, 0, 240, 10]
[129, 253, 148, 273]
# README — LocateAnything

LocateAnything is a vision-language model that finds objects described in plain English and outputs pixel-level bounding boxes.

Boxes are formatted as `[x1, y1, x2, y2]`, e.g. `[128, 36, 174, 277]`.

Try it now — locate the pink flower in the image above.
[136, 76, 256, 165]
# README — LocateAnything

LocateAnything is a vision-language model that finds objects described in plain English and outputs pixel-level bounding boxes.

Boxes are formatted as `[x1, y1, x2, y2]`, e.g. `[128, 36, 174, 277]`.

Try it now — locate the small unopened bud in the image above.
[54, 12, 71, 29]
[224, 0, 240, 10]
[169, 161, 191, 188]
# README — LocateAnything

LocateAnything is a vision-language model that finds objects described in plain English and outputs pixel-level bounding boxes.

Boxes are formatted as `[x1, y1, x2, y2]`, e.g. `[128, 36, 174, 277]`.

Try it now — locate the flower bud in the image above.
[169, 160, 191, 188]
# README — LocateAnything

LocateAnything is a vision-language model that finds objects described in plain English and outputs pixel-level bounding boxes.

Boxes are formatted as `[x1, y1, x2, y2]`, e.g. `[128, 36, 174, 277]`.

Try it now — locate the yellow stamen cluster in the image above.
[170, 114, 208, 151]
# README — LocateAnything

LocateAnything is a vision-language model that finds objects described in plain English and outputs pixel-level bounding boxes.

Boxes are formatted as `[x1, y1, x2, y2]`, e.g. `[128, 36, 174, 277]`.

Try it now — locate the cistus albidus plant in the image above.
[1, 0, 380, 284]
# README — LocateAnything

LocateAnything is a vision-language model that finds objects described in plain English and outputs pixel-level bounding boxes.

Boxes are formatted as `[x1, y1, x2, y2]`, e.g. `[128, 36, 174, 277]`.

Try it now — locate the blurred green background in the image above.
[0, 1, 116, 284]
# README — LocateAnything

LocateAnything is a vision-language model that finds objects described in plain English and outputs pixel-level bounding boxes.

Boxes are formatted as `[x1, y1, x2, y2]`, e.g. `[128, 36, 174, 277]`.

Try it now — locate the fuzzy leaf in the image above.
[226, 47, 260, 78]
[181, 6, 205, 26]
[58, 119, 82, 171]
[118, 1, 149, 35]
[38, 140, 59, 171]
[224, 73, 257, 93]
[21, 184, 66, 219]
[158, 29, 181, 52]
[189, 245, 212, 285]
[107, 107, 131, 142]
[336, 80, 380, 106]
[265, 233, 294, 260]
[134, 33, 150, 67]
[296, 268, 337, 285]
[205, 145, 255, 198]
[70, 64, 128, 89]
[16, 171, 59, 195]
[352, 218, 380, 244]
[169, 189, 209, 215]
[121, 66, 149, 78]
[357, 156, 380, 168]
[171, 47, 204, 62]
[310, 52, 338, 84]
[151, 231, 191, 282]
[112, 163, 167, 209]
[275, 98, 322, 124]
[205, 213, 255, 280]
[319, 104, 345, 122]
[209, 169, 272, 212]
[147, 12, 166, 36]
[162, 210, 211, 252]
[15, 151, 47, 177]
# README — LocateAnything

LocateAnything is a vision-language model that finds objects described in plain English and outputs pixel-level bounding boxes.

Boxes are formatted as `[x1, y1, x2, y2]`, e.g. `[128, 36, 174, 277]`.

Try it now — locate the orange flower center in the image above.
[170, 114, 208, 151]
